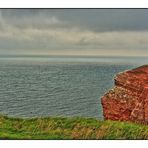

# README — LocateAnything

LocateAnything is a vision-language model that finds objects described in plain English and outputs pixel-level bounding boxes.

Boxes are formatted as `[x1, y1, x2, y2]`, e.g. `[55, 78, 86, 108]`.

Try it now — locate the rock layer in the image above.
[101, 65, 148, 124]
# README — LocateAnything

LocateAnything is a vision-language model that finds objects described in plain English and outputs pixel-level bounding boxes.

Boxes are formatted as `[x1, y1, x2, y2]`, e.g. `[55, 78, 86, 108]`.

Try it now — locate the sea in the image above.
[0, 55, 147, 119]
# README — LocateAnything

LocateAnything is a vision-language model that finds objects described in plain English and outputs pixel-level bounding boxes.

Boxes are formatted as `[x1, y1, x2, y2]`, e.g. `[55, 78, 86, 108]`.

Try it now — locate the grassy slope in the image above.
[0, 114, 148, 139]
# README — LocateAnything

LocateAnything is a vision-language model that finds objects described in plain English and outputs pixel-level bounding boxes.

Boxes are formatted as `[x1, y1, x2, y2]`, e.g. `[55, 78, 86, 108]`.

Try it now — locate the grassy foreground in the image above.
[0, 114, 148, 140]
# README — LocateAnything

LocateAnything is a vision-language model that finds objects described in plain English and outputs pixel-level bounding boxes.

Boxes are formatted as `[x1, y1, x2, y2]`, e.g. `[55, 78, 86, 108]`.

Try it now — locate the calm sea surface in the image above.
[0, 56, 147, 119]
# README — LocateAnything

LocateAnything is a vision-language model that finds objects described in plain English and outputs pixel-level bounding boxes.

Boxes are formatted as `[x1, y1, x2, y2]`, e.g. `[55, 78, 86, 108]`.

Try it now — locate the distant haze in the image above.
[0, 9, 148, 56]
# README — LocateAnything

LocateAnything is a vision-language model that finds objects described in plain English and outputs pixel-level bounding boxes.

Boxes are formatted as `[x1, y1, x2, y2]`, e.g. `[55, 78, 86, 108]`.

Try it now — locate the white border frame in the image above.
[0, 0, 148, 8]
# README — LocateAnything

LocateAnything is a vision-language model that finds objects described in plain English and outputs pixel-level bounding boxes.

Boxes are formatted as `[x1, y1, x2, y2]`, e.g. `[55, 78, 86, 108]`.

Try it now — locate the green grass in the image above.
[0, 114, 148, 139]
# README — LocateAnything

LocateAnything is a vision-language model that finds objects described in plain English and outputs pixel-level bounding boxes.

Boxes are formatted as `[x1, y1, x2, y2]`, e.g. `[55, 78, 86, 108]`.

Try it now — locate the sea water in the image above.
[0, 56, 147, 119]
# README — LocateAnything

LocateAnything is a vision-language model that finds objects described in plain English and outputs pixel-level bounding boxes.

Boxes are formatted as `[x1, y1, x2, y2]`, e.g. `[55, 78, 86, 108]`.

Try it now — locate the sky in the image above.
[0, 9, 148, 56]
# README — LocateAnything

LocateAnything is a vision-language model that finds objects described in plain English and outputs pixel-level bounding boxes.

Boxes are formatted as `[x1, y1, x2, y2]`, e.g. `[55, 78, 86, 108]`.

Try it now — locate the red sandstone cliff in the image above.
[101, 65, 148, 124]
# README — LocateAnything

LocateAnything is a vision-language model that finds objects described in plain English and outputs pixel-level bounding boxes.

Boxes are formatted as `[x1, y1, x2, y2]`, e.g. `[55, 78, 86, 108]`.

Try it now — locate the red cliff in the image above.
[101, 65, 148, 124]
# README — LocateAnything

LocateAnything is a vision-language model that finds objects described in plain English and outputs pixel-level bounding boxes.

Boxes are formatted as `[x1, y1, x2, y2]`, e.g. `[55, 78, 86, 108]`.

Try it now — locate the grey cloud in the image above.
[0, 9, 148, 56]
[2, 9, 148, 32]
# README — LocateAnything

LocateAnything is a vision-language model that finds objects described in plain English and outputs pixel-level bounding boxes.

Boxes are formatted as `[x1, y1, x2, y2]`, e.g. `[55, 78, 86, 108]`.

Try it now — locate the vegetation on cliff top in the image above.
[0, 114, 148, 140]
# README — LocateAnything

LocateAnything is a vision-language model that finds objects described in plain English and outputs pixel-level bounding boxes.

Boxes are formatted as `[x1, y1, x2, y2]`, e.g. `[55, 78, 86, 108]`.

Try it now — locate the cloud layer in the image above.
[0, 9, 148, 56]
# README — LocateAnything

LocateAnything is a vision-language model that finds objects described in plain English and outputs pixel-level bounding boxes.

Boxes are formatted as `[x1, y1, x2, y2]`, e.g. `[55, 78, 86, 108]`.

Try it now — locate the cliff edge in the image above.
[101, 65, 148, 124]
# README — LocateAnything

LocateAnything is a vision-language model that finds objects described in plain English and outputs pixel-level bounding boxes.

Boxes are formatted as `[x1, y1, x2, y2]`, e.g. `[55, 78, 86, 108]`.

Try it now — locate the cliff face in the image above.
[101, 65, 148, 124]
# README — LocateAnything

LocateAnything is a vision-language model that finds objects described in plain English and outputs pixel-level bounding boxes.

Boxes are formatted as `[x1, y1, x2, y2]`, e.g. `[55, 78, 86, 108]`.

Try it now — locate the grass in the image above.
[0, 114, 148, 139]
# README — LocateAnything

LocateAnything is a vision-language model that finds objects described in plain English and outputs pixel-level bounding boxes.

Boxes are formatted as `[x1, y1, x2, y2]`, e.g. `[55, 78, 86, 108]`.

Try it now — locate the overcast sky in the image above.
[0, 9, 148, 56]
